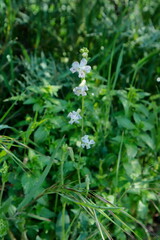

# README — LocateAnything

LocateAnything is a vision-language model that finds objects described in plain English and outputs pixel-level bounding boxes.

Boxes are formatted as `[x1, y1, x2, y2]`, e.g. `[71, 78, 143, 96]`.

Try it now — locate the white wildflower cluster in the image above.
[73, 80, 88, 96]
[67, 109, 82, 124]
[68, 47, 95, 149]
[81, 135, 95, 149]
[70, 58, 91, 78]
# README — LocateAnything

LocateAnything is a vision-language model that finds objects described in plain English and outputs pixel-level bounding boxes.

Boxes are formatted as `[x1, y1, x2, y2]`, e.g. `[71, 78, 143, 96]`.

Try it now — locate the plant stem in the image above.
[54, 193, 58, 212]
[81, 96, 85, 136]
[77, 96, 85, 186]
[0, 182, 5, 206]
[8, 230, 17, 240]
[62, 202, 66, 240]
[61, 158, 64, 186]
[115, 132, 124, 192]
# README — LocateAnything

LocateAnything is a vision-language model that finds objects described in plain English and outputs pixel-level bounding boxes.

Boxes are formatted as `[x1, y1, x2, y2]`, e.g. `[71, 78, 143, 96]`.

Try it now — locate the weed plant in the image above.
[0, 0, 160, 239]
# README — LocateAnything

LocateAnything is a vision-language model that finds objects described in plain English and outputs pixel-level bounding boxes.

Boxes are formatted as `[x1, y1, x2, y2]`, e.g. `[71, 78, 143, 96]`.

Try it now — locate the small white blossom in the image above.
[81, 135, 95, 149]
[73, 80, 88, 96]
[70, 58, 91, 78]
[157, 77, 160, 82]
[73, 85, 88, 96]
[67, 109, 82, 124]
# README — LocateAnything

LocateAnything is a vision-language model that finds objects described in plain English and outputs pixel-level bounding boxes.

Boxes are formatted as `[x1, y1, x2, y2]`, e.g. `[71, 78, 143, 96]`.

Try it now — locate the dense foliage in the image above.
[0, 0, 160, 239]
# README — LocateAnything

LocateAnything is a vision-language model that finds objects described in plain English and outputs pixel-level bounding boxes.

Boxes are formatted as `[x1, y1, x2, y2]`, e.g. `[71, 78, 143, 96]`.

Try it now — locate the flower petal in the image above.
[80, 58, 87, 67]
[70, 67, 76, 73]
[72, 61, 79, 68]
[84, 66, 91, 73]
[78, 70, 85, 78]
[90, 140, 95, 145]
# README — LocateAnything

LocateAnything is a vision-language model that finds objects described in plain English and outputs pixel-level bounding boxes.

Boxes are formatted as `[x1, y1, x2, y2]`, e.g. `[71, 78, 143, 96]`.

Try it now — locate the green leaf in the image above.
[24, 97, 37, 104]
[0, 125, 12, 130]
[116, 116, 136, 130]
[137, 201, 148, 220]
[56, 210, 70, 239]
[21, 174, 40, 195]
[139, 134, 155, 150]
[112, 47, 124, 89]
[135, 104, 149, 117]
[126, 144, 138, 159]
[123, 160, 141, 179]
[0, 198, 12, 215]
[34, 126, 49, 143]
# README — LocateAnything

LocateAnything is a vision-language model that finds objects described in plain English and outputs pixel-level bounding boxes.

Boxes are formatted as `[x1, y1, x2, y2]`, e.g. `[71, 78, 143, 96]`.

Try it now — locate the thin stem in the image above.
[61, 159, 64, 186]
[77, 167, 81, 186]
[115, 132, 124, 192]
[8, 229, 17, 240]
[0, 182, 5, 206]
[77, 96, 85, 186]
[81, 96, 85, 136]
[62, 202, 66, 240]
[54, 193, 58, 212]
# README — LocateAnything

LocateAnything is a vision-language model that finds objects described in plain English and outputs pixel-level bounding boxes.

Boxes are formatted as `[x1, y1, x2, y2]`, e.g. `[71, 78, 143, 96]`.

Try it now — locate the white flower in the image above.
[70, 58, 91, 78]
[157, 77, 160, 82]
[67, 109, 82, 124]
[73, 85, 88, 96]
[73, 79, 88, 96]
[81, 135, 95, 149]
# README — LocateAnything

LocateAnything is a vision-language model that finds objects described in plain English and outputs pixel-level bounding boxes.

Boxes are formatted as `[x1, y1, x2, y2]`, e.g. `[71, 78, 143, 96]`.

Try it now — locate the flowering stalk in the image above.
[68, 47, 95, 185]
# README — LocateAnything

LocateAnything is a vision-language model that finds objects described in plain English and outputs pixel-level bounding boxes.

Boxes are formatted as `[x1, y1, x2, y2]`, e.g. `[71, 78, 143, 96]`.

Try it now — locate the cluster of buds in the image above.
[67, 48, 95, 149]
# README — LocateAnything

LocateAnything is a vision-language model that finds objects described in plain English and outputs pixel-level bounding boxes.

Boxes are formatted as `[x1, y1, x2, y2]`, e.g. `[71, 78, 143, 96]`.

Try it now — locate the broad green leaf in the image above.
[21, 174, 40, 195]
[139, 134, 155, 150]
[124, 160, 141, 179]
[135, 104, 149, 117]
[137, 201, 148, 220]
[24, 97, 37, 104]
[34, 126, 49, 143]
[116, 116, 136, 130]
[126, 144, 137, 159]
